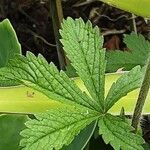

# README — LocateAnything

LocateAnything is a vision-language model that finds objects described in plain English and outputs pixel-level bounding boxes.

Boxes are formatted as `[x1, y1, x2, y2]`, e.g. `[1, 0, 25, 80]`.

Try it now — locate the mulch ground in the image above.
[0, 0, 149, 66]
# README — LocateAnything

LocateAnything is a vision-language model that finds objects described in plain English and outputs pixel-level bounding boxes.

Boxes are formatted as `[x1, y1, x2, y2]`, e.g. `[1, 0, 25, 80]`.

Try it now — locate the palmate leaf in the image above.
[1, 18, 145, 150]
[98, 114, 144, 150]
[106, 33, 150, 72]
[20, 105, 99, 150]
[1, 52, 99, 111]
[105, 66, 143, 112]
[60, 17, 106, 112]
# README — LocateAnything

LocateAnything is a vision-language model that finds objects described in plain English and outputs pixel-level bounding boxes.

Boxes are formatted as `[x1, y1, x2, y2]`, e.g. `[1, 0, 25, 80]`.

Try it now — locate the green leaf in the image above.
[0, 77, 17, 86]
[98, 114, 144, 150]
[60, 17, 106, 112]
[0, 70, 19, 87]
[0, 19, 21, 86]
[105, 66, 143, 112]
[143, 143, 150, 150]
[20, 106, 99, 150]
[65, 64, 77, 78]
[1, 52, 99, 111]
[62, 121, 97, 150]
[0, 19, 21, 67]
[99, 0, 150, 18]
[0, 114, 28, 150]
[106, 33, 150, 72]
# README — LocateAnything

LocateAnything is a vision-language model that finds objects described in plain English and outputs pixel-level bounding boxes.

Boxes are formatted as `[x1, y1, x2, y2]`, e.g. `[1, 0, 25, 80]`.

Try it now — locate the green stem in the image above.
[131, 57, 150, 132]
[1, 73, 150, 114]
[49, 0, 66, 70]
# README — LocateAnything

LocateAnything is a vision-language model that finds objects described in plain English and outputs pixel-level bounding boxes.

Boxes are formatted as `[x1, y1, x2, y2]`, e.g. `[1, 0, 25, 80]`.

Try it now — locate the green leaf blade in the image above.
[99, 0, 150, 18]
[105, 66, 143, 112]
[0, 115, 28, 150]
[106, 33, 150, 72]
[1, 52, 99, 111]
[0, 19, 21, 86]
[0, 19, 21, 67]
[98, 114, 144, 150]
[62, 121, 97, 150]
[20, 106, 99, 150]
[60, 17, 106, 112]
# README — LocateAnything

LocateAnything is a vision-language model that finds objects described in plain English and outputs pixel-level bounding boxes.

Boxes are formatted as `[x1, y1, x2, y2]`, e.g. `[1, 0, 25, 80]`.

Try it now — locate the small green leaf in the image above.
[20, 106, 99, 150]
[60, 17, 106, 112]
[106, 33, 150, 72]
[0, 115, 28, 150]
[105, 66, 143, 112]
[98, 114, 144, 150]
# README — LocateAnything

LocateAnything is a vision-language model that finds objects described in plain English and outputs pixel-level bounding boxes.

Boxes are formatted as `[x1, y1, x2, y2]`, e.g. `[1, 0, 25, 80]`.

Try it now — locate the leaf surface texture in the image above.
[98, 114, 144, 150]
[60, 17, 106, 111]
[3, 52, 99, 111]
[105, 66, 143, 111]
[20, 106, 99, 150]
[106, 33, 150, 72]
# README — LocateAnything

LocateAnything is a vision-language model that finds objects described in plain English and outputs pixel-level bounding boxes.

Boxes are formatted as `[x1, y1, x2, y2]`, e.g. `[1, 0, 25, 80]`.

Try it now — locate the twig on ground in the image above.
[102, 29, 126, 36]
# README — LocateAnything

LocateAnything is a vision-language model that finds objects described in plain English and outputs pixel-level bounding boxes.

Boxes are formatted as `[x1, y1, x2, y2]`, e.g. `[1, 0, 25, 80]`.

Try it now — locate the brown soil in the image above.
[0, 0, 149, 67]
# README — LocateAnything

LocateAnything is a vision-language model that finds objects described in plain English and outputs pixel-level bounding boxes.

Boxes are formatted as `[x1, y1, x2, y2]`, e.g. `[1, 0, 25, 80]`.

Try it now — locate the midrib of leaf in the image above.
[29, 58, 99, 110]
[31, 55, 91, 107]
[105, 66, 143, 112]
[4, 52, 100, 111]
[60, 18, 105, 112]
[85, 25, 104, 103]
[78, 21, 103, 102]
[76, 26, 98, 102]
[99, 114, 144, 150]
[106, 76, 140, 108]
[28, 60, 69, 95]
[30, 113, 99, 146]
[20, 106, 100, 150]
[103, 123, 142, 150]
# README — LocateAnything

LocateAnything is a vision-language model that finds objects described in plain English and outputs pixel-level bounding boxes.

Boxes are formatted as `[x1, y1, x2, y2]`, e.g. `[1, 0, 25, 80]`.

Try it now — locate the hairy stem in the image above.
[131, 57, 150, 132]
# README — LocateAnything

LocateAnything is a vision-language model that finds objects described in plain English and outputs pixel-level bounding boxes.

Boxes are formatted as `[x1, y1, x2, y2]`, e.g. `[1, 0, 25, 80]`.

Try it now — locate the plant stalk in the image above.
[49, 0, 66, 70]
[1, 73, 150, 114]
[131, 14, 137, 34]
[131, 57, 150, 132]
